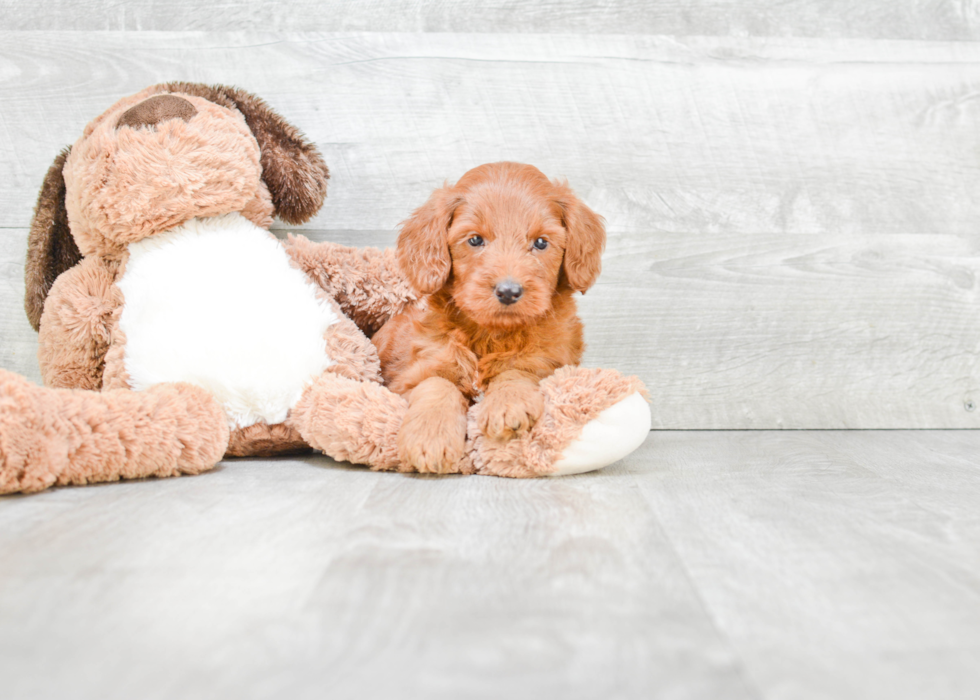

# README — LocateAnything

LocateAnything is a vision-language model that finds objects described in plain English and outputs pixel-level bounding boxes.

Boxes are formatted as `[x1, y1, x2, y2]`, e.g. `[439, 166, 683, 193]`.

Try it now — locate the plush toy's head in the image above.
[25, 82, 330, 330]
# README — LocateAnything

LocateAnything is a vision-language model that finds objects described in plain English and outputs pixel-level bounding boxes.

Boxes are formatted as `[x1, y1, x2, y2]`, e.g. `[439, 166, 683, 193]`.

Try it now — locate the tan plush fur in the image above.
[288, 372, 407, 470]
[64, 94, 273, 258]
[286, 234, 416, 336]
[322, 309, 384, 383]
[0, 369, 228, 494]
[101, 306, 132, 392]
[287, 363, 648, 479]
[37, 256, 122, 390]
[283, 253, 384, 385]
[226, 423, 311, 458]
[466, 367, 647, 478]
[159, 82, 330, 225]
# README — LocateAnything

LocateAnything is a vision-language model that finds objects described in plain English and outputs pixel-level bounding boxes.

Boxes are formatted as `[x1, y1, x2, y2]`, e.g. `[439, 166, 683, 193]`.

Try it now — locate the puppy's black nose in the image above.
[494, 279, 523, 305]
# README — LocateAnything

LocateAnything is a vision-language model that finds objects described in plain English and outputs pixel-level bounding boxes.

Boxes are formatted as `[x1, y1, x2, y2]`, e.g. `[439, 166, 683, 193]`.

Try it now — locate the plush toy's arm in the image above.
[285, 234, 416, 337]
[36, 256, 121, 390]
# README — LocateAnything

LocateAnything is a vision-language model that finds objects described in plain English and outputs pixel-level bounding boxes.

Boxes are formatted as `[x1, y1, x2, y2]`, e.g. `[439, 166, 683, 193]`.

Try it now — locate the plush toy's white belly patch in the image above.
[117, 213, 337, 429]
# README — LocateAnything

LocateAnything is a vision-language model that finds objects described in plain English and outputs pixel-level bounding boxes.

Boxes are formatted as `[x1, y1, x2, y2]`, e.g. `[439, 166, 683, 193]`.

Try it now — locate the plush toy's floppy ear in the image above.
[162, 82, 330, 225]
[397, 186, 460, 295]
[24, 147, 82, 332]
[554, 184, 606, 293]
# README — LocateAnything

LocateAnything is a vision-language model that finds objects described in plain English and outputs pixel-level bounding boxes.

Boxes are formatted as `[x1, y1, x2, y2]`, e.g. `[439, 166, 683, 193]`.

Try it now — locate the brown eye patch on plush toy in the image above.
[116, 94, 199, 129]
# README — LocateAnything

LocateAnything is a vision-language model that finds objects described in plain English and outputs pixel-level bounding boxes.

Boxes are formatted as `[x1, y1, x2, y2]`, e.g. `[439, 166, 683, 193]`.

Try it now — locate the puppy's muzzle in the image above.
[494, 279, 523, 305]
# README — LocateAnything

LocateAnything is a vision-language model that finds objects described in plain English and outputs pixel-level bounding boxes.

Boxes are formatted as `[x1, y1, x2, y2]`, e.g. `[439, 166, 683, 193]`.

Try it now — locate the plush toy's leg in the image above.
[466, 367, 651, 478]
[0, 370, 229, 494]
[288, 371, 409, 471]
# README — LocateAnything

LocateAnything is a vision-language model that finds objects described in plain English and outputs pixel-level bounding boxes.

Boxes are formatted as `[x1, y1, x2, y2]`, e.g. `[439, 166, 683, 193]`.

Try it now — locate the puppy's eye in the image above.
[533, 237, 549, 250]
[468, 235, 485, 247]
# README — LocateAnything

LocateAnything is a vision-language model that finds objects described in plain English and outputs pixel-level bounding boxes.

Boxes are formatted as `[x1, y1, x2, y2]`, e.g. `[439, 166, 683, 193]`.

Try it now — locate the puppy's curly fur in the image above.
[372, 162, 606, 473]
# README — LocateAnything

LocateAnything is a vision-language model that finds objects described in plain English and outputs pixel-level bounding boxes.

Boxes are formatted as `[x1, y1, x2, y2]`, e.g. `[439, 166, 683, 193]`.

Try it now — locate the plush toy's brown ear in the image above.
[553, 183, 606, 293]
[24, 147, 82, 332]
[162, 81, 330, 225]
[396, 186, 460, 295]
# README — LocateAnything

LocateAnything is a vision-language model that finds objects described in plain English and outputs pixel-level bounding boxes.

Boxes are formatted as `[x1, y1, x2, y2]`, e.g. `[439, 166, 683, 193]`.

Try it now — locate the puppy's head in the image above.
[397, 162, 605, 328]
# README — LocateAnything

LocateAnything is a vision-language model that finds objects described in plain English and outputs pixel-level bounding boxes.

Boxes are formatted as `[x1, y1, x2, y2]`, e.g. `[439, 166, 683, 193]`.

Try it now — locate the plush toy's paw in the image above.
[397, 410, 467, 474]
[479, 382, 545, 440]
[550, 392, 651, 476]
[0, 370, 66, 494]
[289, 372, 406, 470]
[1, 369, 228, 495]
[468, 367, 650, 478]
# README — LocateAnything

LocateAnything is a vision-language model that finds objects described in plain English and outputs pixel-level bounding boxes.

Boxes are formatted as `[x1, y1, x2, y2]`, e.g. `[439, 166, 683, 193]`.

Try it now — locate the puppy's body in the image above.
[373, 287, 583, 398]
[373, 162, 605, 473]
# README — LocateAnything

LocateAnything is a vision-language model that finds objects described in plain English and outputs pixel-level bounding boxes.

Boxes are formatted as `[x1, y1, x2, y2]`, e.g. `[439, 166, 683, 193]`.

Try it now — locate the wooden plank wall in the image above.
[5, 1, 980, 39]
[0, 4, 978, 428]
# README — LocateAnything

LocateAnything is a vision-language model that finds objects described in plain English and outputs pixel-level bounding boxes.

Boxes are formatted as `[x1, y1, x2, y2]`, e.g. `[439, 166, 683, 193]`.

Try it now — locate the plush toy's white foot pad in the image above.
[550, 392, 651, 476]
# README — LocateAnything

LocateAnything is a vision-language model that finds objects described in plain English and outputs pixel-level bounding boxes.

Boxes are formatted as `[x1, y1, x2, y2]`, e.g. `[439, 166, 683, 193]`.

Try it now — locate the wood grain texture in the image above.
[0, 228, 40, 384]
[628, 430, 980, 700]
[3, 430, 980, 699]
[0, 32, 977, 427]
[3, 33, 980, 235]
[4, 1, 980, 40]
[0, 446, 756, 700]
[584, 230, 980, 429]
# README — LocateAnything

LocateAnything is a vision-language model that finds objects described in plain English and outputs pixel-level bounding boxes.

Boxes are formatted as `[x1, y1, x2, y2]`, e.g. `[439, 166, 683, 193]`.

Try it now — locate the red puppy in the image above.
[373, 162, 606, 473]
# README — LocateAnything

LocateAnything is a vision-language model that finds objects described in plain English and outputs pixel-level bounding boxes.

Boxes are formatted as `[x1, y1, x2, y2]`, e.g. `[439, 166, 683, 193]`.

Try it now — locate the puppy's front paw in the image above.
[479, 383, 545, 440]
[397, 411, 466, 474]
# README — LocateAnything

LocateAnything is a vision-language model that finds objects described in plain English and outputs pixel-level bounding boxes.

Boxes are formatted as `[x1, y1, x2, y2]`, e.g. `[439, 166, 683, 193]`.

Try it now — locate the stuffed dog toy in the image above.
[0, 82, 650, 494]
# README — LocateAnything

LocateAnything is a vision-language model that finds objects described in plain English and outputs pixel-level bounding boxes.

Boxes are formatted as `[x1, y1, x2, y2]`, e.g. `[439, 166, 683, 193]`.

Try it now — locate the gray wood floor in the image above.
[2, 431, 979, 700]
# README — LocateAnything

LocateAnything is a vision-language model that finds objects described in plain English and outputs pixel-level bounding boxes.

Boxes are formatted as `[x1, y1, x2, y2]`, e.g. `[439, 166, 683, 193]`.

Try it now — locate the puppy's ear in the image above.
[397, 186, 460, 294]
[24, 146, 82, 332]
[554, 184, 606, 293]
[162, 82, 330, 225]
